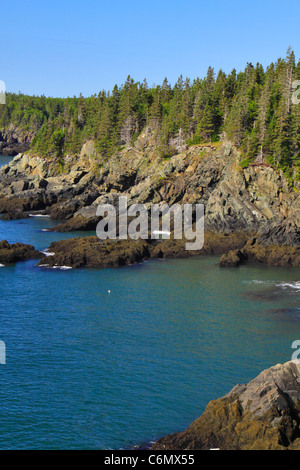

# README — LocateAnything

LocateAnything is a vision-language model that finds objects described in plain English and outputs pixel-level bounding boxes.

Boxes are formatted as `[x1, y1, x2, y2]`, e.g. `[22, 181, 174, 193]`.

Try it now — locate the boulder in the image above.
[37, 236, 151, 269]
[11, 180, 28, 193]
[0, 240, 42, 263]
[152, 361, 300, 450]
[220, 239, 300, 267]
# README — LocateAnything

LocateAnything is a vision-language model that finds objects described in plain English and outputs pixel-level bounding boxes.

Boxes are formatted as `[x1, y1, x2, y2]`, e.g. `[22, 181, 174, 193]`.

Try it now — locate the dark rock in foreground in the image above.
[37, 237, 151, 269]
[220, 242, 300, 267]
[257, 219, 300, 247]
[0, 240, 42, 264]
[152, 361, 300, 450]
[37, 231, 249, 269]
[220, 219, 300, 267]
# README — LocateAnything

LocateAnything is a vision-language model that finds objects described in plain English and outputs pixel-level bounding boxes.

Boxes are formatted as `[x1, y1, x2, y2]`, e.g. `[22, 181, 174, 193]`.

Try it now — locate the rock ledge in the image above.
[152, 361, 300, 450]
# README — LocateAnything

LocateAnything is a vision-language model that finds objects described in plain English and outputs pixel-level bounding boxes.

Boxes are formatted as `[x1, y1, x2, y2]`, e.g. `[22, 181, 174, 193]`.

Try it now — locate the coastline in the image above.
[150, 361, 300, 450]
[0, 137, 299, 450]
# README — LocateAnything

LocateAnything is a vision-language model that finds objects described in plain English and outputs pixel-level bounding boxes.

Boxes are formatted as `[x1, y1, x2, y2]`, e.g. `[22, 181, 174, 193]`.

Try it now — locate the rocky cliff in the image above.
[152, 361, 300, 450]
[36, 231, 248, 269]
[0, 125, 33, 155]
[0, 130, 299, 265]
[0, 240, 42, 264]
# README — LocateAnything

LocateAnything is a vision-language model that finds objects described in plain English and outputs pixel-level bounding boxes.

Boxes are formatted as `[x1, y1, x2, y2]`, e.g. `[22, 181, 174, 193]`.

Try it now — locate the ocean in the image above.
[0, 154, 300, 449]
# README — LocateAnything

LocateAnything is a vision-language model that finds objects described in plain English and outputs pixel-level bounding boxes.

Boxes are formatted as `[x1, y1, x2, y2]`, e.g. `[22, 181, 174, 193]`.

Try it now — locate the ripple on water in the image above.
[0, 216, 300, 449]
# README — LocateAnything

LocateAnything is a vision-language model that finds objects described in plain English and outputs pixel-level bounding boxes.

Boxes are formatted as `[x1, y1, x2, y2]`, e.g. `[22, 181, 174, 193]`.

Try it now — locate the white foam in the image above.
[242, 280, 275, 286]
[41, 251, 55, 257]
[41, 229, 49, 232]
[277, 281, 300, 291]
[38, 264, 72, 270]
[0, 264, 5, 267]
[51, 265, 72, 270]
[243, 280, 300, 292]
[29, 214, 50, 218]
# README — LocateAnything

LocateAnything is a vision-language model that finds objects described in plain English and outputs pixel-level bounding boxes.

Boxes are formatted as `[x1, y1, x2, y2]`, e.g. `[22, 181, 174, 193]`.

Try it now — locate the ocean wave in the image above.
[38, 264, 72, 270]
[277, 281, 300, 291]
[52, 265, 72, 270]
[29, 214, 50, 218]
[242, 280, 275, 285]
[41, 251, 55, 257]
[0, 264, 5, 267]
[53, 266, 72, 270]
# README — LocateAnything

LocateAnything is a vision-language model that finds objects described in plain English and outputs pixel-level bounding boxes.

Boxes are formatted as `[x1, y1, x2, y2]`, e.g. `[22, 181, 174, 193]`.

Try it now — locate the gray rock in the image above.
[153, 361, 300, 450]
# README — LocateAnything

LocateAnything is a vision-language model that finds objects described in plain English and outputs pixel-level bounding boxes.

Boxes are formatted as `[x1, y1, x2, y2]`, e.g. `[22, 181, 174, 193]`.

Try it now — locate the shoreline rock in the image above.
[37, 237, 151, 269]
[36, 231, 250, 269]
[220, 242, 300, 267]
[0, 240, 42, 264]
[0, 125, 32, 155]
[152, 361, 300, 450]
[0, 140, 299, 268]
[0, 140, 299, 236]
[220, 219, 300, 267]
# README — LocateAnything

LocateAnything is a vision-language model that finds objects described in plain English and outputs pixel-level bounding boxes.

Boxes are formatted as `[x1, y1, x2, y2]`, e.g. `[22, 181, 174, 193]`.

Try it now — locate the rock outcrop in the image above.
[0, 134, 299, 237]
[220, 219, 300, 267]
[152, 361, 300, 450]
[0, 134, 299, 268]
[0, 125, 34, 155]
[220, 241, 300, 267]
[37, 236, 152, 269]
[0, 240, 42, 264]
[37, 231, 249, 269]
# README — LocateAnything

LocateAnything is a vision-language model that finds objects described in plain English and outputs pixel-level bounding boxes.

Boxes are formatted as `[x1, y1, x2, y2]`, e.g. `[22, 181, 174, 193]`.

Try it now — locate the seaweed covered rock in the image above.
[37, 231, 250, 269]
[151, 230, 249, 259]
[220, 240, 300, 267]
[153, 361, 300, 450]
[0, 240, 42, 264]
[37, 236, 151, 269]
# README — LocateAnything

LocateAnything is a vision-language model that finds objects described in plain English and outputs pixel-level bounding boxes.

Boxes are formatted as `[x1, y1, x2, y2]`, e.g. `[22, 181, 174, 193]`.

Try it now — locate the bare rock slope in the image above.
[153, 361, 300, 450]
[0, 133, 299, 266]
[0, 134, 299, 233]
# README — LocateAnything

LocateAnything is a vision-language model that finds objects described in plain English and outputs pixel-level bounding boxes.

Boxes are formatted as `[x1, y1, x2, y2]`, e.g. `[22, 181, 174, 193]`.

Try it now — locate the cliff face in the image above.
[0, 131, 299, 264]
[152, 361, 300, 450]
[0, 240, 42, 264]
[0, 125, 33, 155]
[0, 130, 299, 230]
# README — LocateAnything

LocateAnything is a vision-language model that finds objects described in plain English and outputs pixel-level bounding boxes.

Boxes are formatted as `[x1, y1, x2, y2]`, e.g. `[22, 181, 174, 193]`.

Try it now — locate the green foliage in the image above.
[0, 49, 299, 176]
[186, 135, 202, 146]
[51, 129, 64, 157]
[240, 157, 251, 168]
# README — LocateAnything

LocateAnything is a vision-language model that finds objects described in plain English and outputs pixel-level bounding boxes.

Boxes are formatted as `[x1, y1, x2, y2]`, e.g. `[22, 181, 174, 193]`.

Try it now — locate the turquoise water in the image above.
[0, 216, 300, 449]
[0, 154, 14, 168]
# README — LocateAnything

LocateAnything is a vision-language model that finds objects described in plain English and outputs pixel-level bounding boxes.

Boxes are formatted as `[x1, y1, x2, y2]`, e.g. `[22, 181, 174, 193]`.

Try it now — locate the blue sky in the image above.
[2, 0, 300, 97]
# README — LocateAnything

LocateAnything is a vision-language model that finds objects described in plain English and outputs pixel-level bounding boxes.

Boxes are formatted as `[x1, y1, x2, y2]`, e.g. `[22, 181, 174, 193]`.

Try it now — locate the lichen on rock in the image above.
[152, 361, 300, 450]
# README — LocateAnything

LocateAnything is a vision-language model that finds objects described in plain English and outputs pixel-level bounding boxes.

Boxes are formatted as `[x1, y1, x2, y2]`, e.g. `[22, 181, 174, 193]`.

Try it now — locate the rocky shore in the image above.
[152, 361, 300, 450]
[0, 240, 42, 264]
[220, 219, 300, 267]
[0, 125, 32, 155]
[0, 132, 299, 451]
[36, 230, 249, 269]
[0, 134, 299, 267]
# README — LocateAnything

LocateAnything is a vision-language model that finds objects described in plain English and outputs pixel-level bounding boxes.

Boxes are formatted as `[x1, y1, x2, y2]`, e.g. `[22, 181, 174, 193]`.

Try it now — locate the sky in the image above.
[1, 0, 300, 97]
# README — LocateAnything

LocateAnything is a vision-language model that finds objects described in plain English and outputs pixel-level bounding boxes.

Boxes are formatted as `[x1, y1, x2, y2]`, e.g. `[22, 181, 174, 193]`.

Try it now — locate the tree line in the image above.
[0, 48, 299, 177]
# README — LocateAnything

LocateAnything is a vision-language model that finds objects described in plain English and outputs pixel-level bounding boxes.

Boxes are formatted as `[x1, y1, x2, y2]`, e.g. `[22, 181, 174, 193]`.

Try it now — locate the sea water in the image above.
[0, 200, 300, 449]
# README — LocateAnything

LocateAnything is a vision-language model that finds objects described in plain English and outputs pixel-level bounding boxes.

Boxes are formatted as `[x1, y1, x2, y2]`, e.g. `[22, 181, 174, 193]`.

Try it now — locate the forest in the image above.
[0, 48, 299, 178]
